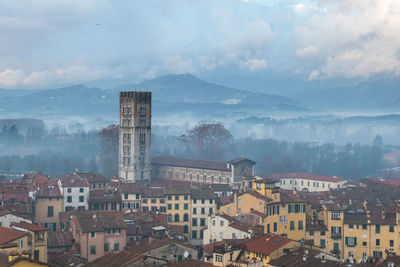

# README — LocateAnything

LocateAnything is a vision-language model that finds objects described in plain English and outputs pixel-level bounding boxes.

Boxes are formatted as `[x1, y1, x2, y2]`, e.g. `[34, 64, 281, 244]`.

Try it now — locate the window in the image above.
[124, 194, 128, 200]
[192, 230, 197, 239]
[184, 203, 188, 210]
[193, 208, 197, 214]
[373, 251, 382, 259]
[390, 240, 394, 247]
[175, 204, 179, 210]
[320, 239, 326, 248]
[18, 240, 23, 248]
[376, 239, 380, 246]
[80, 188, 84, 193]
[232, 233, 236, 239]
[309, 231, 314, 236]
[113, 229, 120, 234]
[168, 204, 172, 210]
[136, 194, 140, 200]
[202, 199, 205, 204]
[201, 208, 205, 214]
[346, 237, 356, 246]
[220, 220, 224, 226]
[143, 199, 148, 204]
[175, 195, 179, 201]
[363, 241, 367, 246]
[376, 225, 380, 234]
[331, 212, 341, 220]
[349, 224, 354, 229]
[362, 224, 367, 230]
[160, 206, 166, 212]
[174, 214, 180, 222]
[290, 221, 295, 230]
[200, 218, 205, 226]
[168, 214, 172, 222]
[209, 208, 213, 214]
[321, 231, 325, 236]
[67, 188, 71, 193]
[183, 225, 188, 234]
[79, 196, 84, 202]
[298, 220, 303, 230]
[183, 213, 189, 222]
[140, 106, 146, 115]
[160, 199, 165, 204]
[215, 254, 223, 262]
[90, 245, 96, 254]
[390, 225, 394, 232]
[47, 206, 54, 217]
[67, 196, 72, 203]
[114, 243, 119, 251]
[104, 243, 109, 252]
[168, 195, 172, 200]
[90, 232, 96, 238]
[273, 222, 277, 232]
[192, 218, 197, 226]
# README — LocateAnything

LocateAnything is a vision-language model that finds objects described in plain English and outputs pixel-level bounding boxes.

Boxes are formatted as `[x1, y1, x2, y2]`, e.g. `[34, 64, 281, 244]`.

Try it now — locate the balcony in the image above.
[331, 233, 341, 240]
[331, 250, 340, 255]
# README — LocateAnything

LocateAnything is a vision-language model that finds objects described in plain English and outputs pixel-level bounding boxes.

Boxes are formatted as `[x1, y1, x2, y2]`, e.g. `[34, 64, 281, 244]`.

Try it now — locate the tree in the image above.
[179, 122, 233, 160]
[98, 124, 119, 178]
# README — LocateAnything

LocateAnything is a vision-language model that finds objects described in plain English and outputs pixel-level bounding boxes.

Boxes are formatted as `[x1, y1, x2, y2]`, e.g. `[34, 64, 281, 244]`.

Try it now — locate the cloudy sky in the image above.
[0, 0, 399, 90]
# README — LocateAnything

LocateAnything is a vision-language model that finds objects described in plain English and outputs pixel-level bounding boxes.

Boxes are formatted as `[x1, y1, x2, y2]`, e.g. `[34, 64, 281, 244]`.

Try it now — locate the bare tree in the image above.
[99, 124, 119, 178]
[179, 122, 233, 160]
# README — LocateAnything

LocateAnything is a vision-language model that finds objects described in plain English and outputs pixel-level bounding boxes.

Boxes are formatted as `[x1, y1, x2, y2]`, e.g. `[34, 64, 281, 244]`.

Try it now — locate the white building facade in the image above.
[273, 173, 347, 192]
[203, 214, 252, 245]
[58, 175, 89, 211]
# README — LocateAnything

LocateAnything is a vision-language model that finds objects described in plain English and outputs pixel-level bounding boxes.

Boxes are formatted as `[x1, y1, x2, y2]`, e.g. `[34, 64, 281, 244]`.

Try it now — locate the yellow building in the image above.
[219, 190, 270, 216]
[246, 235, 300, 266]
[0, 251, 50, 267]
[263, 190, 307, 241]
[11, 222, 48, 263]
[320, 204, 344, 258]
[166, 186, 191, 238]
[0, 226, 29, 255]
[34, 182, 63, 231]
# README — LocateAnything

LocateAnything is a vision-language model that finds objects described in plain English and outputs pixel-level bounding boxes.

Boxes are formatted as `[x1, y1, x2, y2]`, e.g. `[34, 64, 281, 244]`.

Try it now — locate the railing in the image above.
[331, 233, 341, 240]
[331, 249, 340, 255]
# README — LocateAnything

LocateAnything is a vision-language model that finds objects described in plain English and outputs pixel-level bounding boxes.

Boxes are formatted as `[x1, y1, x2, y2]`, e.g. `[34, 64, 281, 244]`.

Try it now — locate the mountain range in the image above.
[0, 74, 399, 125]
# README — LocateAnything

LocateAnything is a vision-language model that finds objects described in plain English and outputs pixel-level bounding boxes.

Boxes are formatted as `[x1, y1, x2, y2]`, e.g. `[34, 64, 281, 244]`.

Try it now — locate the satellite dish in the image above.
[184, 251, 189, 258]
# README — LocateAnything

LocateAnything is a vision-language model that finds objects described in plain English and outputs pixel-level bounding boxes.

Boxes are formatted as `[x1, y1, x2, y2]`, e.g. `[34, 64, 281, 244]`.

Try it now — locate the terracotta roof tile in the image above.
[59, 174, 89, 187]
[75, 210, 126, 233]
[76, 173, 108, 183]
[0, 226, 28, 245]
[11, 221, 48, 232]
[37, 182, 62, 198]
[246, 235, 292, 255]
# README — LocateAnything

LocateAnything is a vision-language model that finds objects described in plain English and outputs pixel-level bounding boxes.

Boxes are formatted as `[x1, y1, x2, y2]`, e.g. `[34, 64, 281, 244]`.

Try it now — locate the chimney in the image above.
[234, 192, 238, 214]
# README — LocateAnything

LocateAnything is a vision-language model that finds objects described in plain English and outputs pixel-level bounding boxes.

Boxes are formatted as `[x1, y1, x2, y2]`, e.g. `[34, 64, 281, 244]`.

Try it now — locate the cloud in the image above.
[308, 69, 320, 81]
[296, 46, 319, 57]
[240, 59, 268, 71]
[0, 65, 126, 88]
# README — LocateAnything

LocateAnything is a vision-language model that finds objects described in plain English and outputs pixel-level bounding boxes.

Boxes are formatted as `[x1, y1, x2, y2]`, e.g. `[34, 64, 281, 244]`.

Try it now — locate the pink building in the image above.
[141, 187, 167, 213]
[69, 210, 127, 262]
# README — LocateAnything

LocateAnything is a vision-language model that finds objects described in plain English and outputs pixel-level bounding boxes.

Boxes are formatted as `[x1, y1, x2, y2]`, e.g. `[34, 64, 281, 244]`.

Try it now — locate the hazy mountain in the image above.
[0, 74, 305, 121]
[289, 78, 400, 112]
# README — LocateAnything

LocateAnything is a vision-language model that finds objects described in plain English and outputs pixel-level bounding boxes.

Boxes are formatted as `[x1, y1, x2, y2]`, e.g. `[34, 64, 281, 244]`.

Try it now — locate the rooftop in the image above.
[268, 172, 345, 183]
[59, 174, 89, 187]
[76, 172, 108, 183]
[74, 210, 126, 233]
[11, 221, 48, 232]
[0, 226, 27, 246]
[246, 234, 292, 255]
[152, 156, 230, 171]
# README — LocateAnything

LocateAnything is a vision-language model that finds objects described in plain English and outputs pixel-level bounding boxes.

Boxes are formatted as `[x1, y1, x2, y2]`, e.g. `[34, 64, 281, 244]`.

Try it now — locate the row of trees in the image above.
[0, 122, 387, 180]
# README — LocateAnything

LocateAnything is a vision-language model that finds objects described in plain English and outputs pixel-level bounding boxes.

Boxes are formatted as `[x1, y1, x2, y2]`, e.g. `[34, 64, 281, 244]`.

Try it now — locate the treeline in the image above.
[234, 139, 384, 179]
[0, 153, 98, 175]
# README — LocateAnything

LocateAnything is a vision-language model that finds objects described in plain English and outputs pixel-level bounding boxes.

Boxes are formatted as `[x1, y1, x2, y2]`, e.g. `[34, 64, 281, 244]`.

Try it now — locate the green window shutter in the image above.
[354, 237, 357, 246]
[345, 237, 348, 245]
